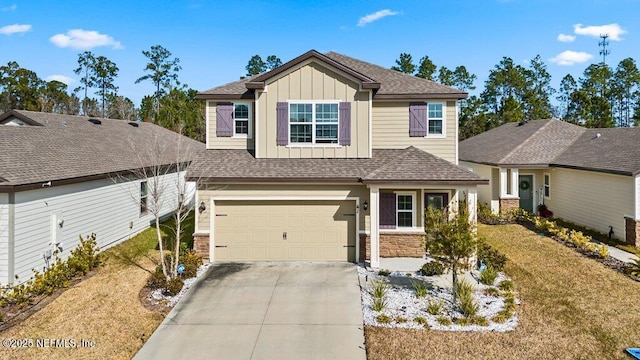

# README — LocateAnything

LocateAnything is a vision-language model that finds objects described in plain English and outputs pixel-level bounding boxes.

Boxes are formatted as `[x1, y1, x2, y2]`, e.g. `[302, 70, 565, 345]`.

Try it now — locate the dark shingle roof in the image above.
[197, 50, 466, 100]
[459, 119, 585, 166]
[460, 119, 640, 175]
[553, 128, 640, 175]
[0, 110, 205, 188]
[187, 146, 486, 185]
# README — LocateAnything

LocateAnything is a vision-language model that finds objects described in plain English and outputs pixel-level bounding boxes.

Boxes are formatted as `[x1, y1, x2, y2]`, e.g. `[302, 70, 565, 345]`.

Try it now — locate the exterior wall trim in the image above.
[8, 192, 15, 283]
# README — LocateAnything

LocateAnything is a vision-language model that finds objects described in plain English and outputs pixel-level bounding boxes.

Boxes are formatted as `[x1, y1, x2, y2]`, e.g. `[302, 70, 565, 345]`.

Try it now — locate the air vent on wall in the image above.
[88, 118, 102, 125]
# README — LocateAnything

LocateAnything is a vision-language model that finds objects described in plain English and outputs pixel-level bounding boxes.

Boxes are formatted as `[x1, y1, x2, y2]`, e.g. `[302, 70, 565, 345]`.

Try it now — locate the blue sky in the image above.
[1, 0, 639, 105]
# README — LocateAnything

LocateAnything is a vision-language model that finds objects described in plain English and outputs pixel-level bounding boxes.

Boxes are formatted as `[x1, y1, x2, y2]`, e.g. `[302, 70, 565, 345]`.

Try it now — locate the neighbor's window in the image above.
[290, 102, 338, 144]
[428, 103, 444, 136]
[396, 193, 414, 228]
[544, 173, 550, 198]
[233, 103, 250, 137]
[140, 181, 148, 215]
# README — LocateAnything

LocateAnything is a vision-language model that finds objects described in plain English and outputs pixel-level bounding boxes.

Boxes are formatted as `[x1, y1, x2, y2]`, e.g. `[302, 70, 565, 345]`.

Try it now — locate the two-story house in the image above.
[188, 50, 487, 268]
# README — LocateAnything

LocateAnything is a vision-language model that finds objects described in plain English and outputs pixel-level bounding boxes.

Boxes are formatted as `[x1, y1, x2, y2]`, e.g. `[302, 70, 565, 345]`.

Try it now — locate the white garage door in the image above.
[213, 200, 356, 262]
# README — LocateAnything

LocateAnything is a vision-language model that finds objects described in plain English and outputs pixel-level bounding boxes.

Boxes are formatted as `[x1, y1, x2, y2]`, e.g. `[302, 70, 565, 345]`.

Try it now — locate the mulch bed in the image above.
[513, 219, 639, 282]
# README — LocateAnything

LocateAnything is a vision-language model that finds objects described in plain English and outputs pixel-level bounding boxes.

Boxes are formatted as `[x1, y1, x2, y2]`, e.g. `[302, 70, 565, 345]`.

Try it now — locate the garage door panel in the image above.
[213, 200, 355, 262]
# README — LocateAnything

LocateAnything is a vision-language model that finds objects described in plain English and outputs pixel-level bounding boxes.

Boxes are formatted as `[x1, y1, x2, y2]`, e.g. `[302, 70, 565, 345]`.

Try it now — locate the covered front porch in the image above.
[361, 184, 478, 268]
[488, 167, 549, 215]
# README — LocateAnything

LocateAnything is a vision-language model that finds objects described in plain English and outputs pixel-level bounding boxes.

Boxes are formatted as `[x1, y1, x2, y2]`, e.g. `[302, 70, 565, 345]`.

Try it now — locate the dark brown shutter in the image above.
[276, 102, 288, 146]
[379, 192, 396, 229]
[409, 103, 427, 137]
[216, 103, 233, 137]
[338, 102, 351, 146]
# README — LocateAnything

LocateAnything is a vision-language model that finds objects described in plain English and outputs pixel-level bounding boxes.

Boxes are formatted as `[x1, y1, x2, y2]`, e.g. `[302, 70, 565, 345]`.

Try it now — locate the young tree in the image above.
[415, 55, 437, 80]
[73, 51, 96, 116]
[90, 55, 119, 118]
[424, 204, 477, 304]
[135, 45, 182, 123]
[391, 53, 415, 74]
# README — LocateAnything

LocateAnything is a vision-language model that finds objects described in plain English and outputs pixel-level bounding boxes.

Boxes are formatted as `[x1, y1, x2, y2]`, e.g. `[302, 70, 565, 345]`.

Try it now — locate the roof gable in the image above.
[197, 50, 467, 100]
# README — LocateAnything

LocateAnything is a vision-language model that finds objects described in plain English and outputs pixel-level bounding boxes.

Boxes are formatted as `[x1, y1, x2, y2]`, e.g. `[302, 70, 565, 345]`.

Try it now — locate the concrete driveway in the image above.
[134, 263, 366, 360]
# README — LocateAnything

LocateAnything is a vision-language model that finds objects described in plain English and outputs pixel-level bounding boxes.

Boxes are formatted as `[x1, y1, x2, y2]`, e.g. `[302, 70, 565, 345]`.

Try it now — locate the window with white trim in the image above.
[396, 193, 415, 228]
[140, 181, 148, 215]
[544, 173, 550, 198]
[428, 103, 444, 136]
[233, 103, 251, 137]
[289, 102, 338, 144]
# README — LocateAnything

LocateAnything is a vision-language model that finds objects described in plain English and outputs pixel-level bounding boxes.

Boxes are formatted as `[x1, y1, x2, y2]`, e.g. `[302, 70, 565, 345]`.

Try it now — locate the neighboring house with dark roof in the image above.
[189, 50, 487, 268]
[0, 110, 204, 286]
[459, 119, 640, 246]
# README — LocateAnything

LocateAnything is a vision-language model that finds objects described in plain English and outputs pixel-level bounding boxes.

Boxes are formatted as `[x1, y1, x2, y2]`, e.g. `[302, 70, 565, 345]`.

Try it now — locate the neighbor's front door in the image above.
[518, 175, 534, 213]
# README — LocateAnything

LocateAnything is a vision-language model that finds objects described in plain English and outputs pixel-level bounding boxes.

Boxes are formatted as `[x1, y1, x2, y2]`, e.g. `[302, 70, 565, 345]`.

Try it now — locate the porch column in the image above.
[369, 186, 380, 268]
[511, 168, 519, 197]
[467, 187, 478, 233]
[451, 188, 460, 219]
[499, 168, 508, 197]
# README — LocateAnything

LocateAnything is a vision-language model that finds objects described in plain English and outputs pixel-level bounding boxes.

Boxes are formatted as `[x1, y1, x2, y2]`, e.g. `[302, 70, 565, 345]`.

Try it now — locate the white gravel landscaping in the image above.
[358, 264, 519, 332]
[149, 262, 212, 307]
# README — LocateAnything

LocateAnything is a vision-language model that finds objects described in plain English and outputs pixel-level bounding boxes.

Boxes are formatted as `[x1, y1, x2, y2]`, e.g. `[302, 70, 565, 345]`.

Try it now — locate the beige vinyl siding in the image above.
[206, 101, 255, 150]
[545, 168, 633, 241]
[372, 101, 458, 163]
[256, 61, 371, 158]
[0, 193, 8, 284]
[198, 183, 369, 232]
[10, 172, 182, 285]
[461, 162, 492, 206]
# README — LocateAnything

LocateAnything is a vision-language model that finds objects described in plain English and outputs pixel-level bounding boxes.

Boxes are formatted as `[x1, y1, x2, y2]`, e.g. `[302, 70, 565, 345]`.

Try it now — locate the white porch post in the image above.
[467, 187, 478, 233]
[370, 186, 380, 268]
[499, 168, 508, 197]
[452, 187, 461, 219]
[511, 168, 519, 197]
[635, 174, 640, 221]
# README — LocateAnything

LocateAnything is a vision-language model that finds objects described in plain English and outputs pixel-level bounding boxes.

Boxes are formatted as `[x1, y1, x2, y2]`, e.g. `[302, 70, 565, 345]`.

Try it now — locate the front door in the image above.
[518, 175, 534, 213]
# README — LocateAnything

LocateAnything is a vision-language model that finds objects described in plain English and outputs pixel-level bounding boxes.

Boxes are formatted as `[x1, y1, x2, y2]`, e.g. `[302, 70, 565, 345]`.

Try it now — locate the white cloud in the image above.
[0, 24, 31, 35]
[557, 33, 575, 42]
[549, 50, 593, 66]
[49, 29, 122, 50]
[573, 23, 627, 41]
[1, 4, 17, 11]
[45, 75, 74, 85]
[357, 9, 399, 27]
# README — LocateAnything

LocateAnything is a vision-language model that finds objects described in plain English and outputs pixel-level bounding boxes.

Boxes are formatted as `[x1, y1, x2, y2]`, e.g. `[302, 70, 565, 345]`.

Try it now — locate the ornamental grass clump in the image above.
[455, 279, 478, 317]
[411, 280, 428, 297]
[479, 266, 498, 286]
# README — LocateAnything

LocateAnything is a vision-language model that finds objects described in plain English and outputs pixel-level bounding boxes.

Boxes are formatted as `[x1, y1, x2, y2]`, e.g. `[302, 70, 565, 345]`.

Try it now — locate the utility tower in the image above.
[599, 34, 610, 65]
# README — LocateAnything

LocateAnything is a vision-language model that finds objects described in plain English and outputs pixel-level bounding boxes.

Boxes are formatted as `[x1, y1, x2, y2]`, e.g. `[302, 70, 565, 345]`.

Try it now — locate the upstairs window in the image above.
[233, 103, 251, 137]
[289, 102, 338, 144]
[428, 103, 444, 136]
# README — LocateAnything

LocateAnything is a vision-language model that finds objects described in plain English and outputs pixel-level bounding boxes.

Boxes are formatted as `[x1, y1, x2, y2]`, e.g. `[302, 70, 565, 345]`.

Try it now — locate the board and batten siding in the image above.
[545, 168, 634, 241]
[372, 101, 458, 163]
[256, 61, 371, 158]
[197, 183, 370, 233]
[9, 172, 183, 285]
[0, 193, 8, 284]
[206, 101, 255, 150]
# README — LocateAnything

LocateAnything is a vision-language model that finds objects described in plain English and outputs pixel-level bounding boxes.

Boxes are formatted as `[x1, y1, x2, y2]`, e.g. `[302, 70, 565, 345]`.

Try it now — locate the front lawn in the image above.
[365, 223, 640, 360]
[0, 225, 168, 360]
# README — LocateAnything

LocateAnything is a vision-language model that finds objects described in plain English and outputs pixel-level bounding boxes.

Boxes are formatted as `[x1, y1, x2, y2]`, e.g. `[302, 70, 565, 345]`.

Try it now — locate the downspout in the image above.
[8, 192, 15, 284]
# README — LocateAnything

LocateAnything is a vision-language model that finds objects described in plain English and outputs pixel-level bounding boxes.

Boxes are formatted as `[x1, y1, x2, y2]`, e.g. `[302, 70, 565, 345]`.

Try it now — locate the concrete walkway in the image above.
[134, 263, 366, 360]
[607, 245, 639, 264]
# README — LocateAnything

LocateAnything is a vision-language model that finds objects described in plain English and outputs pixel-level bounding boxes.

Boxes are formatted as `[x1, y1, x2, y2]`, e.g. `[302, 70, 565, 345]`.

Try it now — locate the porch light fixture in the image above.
[363, 201, 368, 211]
[198, 201, 206, 213]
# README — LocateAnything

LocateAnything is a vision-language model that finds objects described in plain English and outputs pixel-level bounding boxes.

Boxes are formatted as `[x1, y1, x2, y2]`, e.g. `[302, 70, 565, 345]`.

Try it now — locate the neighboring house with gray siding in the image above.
[459, 119, 640, 246]
[189, 50, 487, 268]
[0, 110, 204, 286]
